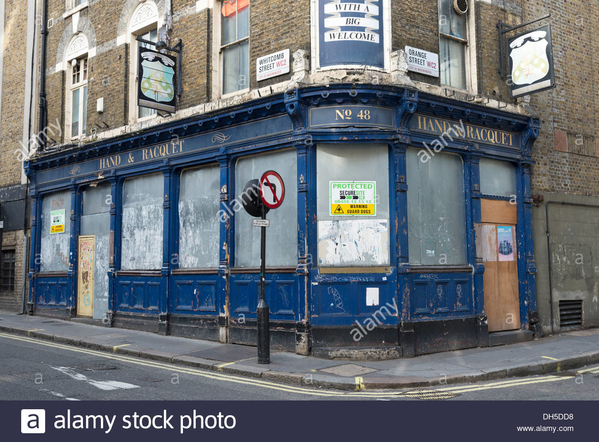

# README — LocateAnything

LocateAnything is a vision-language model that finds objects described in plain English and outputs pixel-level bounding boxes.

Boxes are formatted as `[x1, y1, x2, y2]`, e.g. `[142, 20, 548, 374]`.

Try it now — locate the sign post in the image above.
[242, 171, 285, 364]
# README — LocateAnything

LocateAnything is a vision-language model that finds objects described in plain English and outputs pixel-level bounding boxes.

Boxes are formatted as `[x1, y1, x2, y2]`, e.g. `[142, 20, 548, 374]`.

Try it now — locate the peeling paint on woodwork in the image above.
[121, 174, 164, 270]
[318, 219, 389, 266]
[121, 204, 163, 270]
[179, 166, 220, 269]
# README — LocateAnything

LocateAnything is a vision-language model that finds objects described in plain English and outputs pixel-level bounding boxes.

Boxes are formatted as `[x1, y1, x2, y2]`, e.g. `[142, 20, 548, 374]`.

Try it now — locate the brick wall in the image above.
[0, 231, 28, 312]
[42, 0, 312, 143]
[523, 0, 599, 196]
[1, 0, 29, 183]
[0, 0, 30, 311]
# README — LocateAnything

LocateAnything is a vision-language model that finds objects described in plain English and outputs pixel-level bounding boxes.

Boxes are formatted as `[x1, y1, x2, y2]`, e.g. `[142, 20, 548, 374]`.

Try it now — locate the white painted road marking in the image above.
[50, 366, 140, 391]
[40, 389, 80, 401]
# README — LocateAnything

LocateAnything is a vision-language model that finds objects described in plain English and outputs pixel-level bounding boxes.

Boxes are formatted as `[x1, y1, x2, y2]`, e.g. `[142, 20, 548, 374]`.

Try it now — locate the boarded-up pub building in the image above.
[24, 0, 589, 357]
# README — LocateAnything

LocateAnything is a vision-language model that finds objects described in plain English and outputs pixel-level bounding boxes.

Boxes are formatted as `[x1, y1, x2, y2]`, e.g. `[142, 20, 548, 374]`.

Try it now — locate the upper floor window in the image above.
[67, 0, 87, 10]
[221, 0, 249, 95]
[438, 0, 468, 90]
[128, 1, 160, 123]
[70, 57, 88, 138]
[65, 32, 89, 140]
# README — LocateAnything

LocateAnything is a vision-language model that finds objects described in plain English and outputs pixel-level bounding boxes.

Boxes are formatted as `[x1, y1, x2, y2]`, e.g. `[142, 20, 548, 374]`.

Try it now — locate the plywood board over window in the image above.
[481, 207, 520, 332]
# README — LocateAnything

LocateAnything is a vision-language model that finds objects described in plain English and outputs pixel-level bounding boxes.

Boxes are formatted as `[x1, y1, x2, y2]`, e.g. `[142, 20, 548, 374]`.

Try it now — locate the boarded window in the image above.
[317, 144, 390, 267]
[81, 184, 111, 319]
[121, 173, 164, 270]
[40, 190, 71, 272]
[407, 149, 467, 265]
[234, 149, 297, 268]
[179, 165, 221, 269]
[480, 158, 517, 198]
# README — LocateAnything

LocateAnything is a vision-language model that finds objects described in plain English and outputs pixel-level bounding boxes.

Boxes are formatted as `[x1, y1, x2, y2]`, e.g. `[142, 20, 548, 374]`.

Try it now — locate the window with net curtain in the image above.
[407, 149, 467, 265]
[438, 0, 468, 90]
[221, 0, 249, 95]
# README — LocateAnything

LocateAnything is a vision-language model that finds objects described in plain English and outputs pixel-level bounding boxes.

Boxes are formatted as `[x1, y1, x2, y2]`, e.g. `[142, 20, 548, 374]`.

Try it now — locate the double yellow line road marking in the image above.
[0, 332, 592, 399]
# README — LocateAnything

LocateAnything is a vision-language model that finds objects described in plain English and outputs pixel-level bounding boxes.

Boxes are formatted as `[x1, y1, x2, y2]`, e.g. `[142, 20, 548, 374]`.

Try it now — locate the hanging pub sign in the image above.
[137, 48, 177, 113]
[318, 0, 385, 69]
[507, 24, 555, 98]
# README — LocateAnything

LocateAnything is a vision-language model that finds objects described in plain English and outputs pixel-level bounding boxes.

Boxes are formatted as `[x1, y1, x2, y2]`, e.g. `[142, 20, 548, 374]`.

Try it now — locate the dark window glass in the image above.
[1, 250, 15, 292]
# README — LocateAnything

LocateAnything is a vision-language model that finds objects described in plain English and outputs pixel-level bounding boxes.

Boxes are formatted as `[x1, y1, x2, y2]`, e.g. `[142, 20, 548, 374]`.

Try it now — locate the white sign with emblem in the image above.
[405, 46, 439, 77]
[257, 49, 290, 82]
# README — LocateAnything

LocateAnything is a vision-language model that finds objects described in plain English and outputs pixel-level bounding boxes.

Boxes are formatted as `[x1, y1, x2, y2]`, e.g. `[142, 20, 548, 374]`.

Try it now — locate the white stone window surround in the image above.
[437, 0, 479, 95]
[128, 0, 161, 124]
[309, 0, 392, 73]
[211, 0, 250, 101]
[64, 33, 89, 141]
[63, 0, 89, 20]
[129, 0, 161, 34]
[65, 32, 89, 62]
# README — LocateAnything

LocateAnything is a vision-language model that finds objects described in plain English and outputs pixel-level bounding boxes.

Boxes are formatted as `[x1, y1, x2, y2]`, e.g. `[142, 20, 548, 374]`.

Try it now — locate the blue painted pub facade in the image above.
[25, 84, 540, 356]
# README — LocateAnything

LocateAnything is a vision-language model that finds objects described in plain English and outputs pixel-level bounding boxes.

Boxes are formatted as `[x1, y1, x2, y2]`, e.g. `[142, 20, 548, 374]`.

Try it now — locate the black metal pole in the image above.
[257, 203, 270, 364]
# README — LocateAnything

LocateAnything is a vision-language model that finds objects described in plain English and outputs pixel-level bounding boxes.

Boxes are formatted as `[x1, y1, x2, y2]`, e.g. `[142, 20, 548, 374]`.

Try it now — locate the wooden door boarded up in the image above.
[481, 200, 520, 332]
[77, 235, 95, 317]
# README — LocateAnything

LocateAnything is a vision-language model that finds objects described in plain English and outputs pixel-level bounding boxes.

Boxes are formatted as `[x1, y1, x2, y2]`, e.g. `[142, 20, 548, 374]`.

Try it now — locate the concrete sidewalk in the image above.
[1, 310, 598, 391]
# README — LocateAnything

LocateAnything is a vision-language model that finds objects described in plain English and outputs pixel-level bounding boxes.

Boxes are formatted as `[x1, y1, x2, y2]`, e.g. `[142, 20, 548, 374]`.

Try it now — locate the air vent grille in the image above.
[559, 300, 582, 329]
[453, 0, 469, 15]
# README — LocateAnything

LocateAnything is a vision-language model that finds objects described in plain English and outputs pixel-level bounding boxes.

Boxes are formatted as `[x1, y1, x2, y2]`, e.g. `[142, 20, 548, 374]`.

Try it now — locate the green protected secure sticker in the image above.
[330, 181, 376, 216]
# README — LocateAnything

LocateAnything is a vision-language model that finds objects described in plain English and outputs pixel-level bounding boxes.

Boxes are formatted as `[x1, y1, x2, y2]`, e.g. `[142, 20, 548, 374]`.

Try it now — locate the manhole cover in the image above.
[42, 320, 56, 323]
[319, 364, 378, 377]
[404, 391, 461, 401]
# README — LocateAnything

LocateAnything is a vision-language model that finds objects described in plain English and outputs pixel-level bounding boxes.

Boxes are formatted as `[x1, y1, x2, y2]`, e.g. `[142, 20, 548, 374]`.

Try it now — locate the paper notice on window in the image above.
[50, 209, 66, 234]
[497, 226, 515, 261]
[366, 287, 379, 306]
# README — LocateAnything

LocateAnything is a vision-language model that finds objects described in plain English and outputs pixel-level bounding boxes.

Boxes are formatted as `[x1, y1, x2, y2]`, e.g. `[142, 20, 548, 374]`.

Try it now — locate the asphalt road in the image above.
[1, 333, 599, 401]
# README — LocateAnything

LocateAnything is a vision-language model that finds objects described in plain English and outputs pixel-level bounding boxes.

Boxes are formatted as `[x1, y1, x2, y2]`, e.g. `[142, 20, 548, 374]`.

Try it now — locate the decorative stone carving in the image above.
[66, 34, 88, 60]
[131, 3, 159, 31]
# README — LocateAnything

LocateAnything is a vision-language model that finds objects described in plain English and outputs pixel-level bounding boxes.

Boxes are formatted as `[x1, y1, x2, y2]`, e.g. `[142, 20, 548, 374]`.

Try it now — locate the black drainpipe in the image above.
[545, 201, 599, 335]
[38, 0, 48, 150]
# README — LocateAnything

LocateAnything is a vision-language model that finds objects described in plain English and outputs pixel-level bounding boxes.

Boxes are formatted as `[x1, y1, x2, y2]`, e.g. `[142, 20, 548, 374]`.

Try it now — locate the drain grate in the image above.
[559, 300, 583, 329]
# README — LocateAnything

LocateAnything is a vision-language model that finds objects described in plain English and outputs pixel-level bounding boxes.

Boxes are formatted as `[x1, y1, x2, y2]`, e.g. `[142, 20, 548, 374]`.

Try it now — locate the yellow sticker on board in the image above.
[331, 204, 375, 216]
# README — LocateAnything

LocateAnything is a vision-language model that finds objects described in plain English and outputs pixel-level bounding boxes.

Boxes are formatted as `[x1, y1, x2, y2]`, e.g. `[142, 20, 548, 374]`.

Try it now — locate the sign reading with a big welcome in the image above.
[319, 0, 385, 68]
